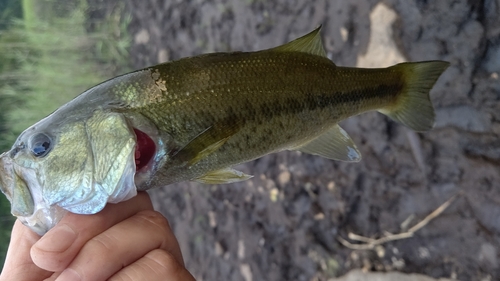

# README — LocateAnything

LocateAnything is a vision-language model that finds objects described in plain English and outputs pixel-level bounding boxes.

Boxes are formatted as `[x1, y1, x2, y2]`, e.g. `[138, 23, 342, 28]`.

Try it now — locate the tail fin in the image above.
[378, 61, 449, 131]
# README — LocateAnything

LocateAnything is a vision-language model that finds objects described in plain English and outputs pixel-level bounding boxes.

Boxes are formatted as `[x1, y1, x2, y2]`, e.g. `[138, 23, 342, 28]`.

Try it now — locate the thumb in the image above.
[0, 220, 52, 281]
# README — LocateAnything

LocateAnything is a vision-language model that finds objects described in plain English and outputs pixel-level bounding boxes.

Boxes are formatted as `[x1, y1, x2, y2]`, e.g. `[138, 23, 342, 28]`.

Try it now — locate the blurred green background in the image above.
[0, 0, 131, 269]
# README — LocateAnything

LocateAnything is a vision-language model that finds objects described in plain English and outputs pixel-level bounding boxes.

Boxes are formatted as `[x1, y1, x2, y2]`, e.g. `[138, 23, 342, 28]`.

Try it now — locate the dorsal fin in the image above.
[269, 26, 327, 57]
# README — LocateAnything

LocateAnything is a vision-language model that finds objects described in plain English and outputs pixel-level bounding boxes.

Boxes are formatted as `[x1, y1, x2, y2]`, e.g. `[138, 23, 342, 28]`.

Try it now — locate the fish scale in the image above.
[126, 51, 406, 186]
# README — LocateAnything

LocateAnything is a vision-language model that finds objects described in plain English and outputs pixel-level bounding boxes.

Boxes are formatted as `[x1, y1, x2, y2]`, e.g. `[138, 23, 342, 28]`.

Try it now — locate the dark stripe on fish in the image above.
[256, 83, 403, 120]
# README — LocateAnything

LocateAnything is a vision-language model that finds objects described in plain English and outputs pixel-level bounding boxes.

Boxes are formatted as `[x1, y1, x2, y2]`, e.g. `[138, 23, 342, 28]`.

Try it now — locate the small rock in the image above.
[479, 243, 498, 269]
[269, 187, 279, 202]
[157, 48, 169, 63]
[215, 241, 223, 256]
[208, 211, 217, 228]
[238, 239, 245, 259]
[313, 212, 325, 220]
[278, 171, 290, 185]
[240, 263, 253, 281]
[357, 3, 405, 68]
[134, 29, 150, 44]
[418, 247, 431, 259]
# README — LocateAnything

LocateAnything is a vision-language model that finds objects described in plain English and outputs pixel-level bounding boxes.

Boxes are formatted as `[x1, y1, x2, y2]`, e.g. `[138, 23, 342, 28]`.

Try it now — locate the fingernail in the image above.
[36, 224, 76, 252]
[56, 268, 81, 281]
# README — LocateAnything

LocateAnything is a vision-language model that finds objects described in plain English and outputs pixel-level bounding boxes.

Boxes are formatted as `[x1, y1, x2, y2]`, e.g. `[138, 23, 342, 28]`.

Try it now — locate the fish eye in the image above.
[29, 133, 52, 157]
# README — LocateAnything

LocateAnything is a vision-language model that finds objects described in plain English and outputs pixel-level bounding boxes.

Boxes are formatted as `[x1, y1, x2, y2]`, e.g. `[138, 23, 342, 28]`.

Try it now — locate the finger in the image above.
[108, 249, 195, 281]
[31, 192, 153, 272]
[0, 220, 52, 281]
[55, 210, 184, 281]
[42, 273, 59, 281]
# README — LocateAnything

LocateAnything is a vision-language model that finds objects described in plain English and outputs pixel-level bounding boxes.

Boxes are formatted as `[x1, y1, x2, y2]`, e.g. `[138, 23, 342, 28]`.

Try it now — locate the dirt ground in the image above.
[118, 0, 499, 280]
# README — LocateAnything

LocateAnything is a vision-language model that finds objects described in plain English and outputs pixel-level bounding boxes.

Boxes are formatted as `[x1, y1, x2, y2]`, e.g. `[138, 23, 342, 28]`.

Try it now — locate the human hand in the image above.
[0, 192, 195, 281]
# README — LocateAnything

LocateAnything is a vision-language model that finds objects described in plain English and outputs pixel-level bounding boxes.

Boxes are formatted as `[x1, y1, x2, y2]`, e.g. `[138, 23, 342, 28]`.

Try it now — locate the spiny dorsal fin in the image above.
[269, 26, 327, 57]
[291, 124, 361, 162]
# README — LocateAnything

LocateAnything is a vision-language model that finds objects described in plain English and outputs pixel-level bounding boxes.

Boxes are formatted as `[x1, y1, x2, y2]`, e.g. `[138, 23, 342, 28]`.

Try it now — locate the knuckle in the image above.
[85, 231, 116, 253]
[145, 249, 183, 275]
[64, 211, 108, 236]
[135, 210, 171, 231]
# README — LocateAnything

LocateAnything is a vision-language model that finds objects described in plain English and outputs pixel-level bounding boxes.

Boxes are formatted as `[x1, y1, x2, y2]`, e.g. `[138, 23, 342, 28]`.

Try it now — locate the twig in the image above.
[338, 194, 459, 250]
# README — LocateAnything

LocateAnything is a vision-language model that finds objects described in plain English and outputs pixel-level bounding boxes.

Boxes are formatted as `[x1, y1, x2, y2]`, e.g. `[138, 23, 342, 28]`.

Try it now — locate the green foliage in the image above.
[2, 1, 131, 136]
[0, 0, 131, 270]
[0, 90, 19, 152]
[0, 0, 22, 30]
[86, 1, 132, 75]
[0, 196, 14, 270]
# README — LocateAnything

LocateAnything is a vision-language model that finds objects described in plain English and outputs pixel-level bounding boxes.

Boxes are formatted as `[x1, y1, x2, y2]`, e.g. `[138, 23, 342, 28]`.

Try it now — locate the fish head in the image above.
[0, 109, 140, 235]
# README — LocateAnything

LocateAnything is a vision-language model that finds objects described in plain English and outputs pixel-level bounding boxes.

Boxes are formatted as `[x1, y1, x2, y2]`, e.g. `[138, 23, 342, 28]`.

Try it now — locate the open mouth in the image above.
[0, 151, 63, 235]
[0, 154, 35, 217]
[133, 128, 156, 171]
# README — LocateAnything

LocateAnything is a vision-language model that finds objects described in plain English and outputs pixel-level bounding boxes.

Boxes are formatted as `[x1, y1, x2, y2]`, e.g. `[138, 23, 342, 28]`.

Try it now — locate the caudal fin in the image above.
[378, 61, 449, 131]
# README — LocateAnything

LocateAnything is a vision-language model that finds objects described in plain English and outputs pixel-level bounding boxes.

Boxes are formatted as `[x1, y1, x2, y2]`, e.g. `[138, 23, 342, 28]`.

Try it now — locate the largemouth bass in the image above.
[0, 27, 449, 235]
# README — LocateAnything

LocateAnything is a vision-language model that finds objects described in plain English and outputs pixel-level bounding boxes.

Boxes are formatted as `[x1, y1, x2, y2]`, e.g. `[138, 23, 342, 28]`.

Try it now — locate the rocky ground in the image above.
[119, 0, 499, 280]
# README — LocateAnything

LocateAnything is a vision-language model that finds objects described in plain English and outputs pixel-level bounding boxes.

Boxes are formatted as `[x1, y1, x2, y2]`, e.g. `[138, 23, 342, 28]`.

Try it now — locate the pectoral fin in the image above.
[170, 120, 240, 166]
[292, 125, 361, 162]
[194, 168, 253, 184]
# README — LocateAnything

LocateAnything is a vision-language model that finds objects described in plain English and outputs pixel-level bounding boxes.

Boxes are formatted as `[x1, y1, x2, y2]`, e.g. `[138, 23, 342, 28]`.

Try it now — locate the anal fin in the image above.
[194, 168, 253, 184]
[292, 125, 361, 162]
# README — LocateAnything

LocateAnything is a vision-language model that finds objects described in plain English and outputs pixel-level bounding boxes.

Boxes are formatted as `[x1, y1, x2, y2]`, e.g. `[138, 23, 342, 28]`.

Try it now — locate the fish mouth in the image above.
[0, 152, 14, 203]
[0, 152, 32, 217]
[0, 152, 68, 235]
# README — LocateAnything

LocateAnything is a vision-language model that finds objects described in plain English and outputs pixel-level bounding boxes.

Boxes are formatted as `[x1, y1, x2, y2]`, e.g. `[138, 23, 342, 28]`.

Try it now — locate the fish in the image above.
[0, 27, 449, 235]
